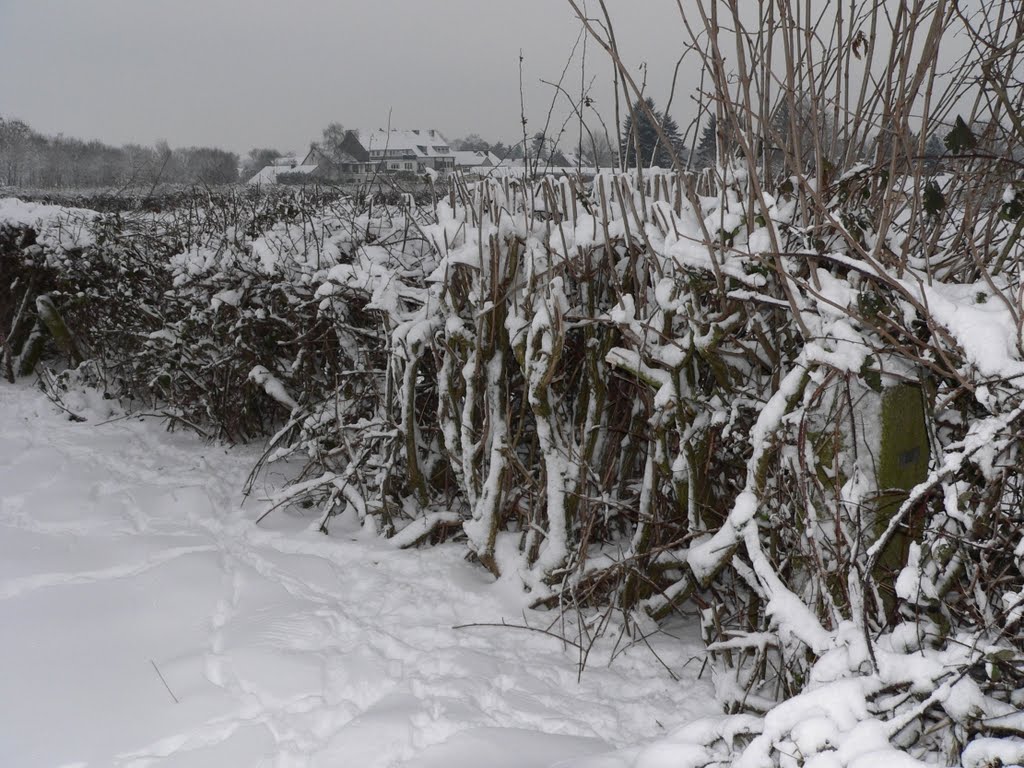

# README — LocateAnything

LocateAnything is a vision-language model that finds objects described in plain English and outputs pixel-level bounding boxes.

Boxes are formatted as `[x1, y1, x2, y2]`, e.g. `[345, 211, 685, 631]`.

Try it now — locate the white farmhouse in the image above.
[246, 128, 458, 185]
[338, 128, 455, 176]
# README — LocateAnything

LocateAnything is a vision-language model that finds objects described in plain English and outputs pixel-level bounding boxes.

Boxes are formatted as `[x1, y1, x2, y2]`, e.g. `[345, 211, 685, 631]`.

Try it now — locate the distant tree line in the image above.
[0, 116, 239, 189]
[450, 132, 622, 168]
[451, 133, 521, 160]
[618, 96, 968, 175]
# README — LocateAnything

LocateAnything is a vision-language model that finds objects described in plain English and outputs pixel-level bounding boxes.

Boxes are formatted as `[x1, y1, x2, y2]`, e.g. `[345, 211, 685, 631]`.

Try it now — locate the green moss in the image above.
[35, 295, 84, 365]
[875, 383, 930, 615]
[878, 384, 930, 495]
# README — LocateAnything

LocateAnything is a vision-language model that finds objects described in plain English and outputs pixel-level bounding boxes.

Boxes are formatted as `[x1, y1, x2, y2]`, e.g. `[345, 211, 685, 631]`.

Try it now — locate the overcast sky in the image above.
[0, 1, 693, 155]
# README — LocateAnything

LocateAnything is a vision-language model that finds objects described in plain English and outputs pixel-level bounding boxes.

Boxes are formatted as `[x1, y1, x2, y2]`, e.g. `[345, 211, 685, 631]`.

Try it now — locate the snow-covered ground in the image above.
[0, 384, 714, 768]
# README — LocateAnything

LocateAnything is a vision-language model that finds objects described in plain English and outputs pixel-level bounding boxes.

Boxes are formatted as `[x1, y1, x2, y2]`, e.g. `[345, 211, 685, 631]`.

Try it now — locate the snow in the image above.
[910, 280, 1024, 382]
[248, 365, 298, 410]
[0, 196, 95, 230]
[0, 384, 715, 767]
[211, 288, 243, 309]
[962, 737, 1024, 768]
[0, 196, 97, 251]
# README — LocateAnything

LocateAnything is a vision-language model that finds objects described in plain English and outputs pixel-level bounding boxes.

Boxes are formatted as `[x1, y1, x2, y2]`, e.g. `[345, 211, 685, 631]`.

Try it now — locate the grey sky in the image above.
[0, 1, 692, 155]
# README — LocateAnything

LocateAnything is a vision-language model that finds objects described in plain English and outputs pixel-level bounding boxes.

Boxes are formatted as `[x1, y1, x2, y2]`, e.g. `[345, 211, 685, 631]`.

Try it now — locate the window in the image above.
[405, 162, 413, 170]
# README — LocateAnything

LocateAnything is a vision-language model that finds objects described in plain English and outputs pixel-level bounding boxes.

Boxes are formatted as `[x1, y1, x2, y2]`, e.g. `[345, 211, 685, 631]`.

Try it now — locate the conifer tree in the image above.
[620, 98, 682, 168]
[694, 114, 717, 170]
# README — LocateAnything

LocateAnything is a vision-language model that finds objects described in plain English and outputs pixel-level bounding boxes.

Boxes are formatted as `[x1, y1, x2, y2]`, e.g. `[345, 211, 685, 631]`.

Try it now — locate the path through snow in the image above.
[0, 384, 714, 767]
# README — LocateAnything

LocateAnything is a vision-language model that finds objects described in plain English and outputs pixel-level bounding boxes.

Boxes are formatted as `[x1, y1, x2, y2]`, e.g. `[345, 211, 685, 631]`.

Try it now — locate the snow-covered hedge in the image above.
[4, 0, 1024, 758]
[0, 189, 405, 440]
[3, 156, 1023, 763]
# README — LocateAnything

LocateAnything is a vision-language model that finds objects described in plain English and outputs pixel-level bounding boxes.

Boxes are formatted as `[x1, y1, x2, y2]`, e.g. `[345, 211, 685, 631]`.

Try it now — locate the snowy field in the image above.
[0, 384, 714, 768]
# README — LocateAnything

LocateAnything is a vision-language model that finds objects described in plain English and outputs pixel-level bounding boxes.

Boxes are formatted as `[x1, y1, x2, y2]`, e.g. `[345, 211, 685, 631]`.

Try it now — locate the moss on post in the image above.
[35, 295, 84, 365]
[874, 383, 930, 616]
[878, 384, 930, 494]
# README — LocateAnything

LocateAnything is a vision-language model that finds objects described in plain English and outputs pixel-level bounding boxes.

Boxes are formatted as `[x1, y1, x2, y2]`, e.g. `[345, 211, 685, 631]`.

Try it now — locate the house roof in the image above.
[559, 151, 583, 168]
[301, 147, 360, 167]
[247, 164, 318, 186]
[351, 128, 452, 158]
[451, 150, 501, 167]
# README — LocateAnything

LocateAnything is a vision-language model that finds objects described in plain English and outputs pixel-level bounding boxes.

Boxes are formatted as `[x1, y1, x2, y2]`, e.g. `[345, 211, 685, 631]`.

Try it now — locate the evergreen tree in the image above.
[694, 114, 717, 170]
[769, 101, 789, 151]
[620, 98, 682, 168]
[923, 132, 945, 173]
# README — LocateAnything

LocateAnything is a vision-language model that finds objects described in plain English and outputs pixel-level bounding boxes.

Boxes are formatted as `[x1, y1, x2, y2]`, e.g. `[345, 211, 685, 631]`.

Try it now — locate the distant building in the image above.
[246, 162, 318, 186]
[338, 128, 456, 176]
[246, 128, 457, 185]
[452, 149, 502, 170]
[298, 146, 364, 182]
[450, 150, 505, 180]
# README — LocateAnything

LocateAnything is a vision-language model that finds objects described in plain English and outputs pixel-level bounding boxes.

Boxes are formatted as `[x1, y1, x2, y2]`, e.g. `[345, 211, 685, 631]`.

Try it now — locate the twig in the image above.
[452, 620, 585, 651]
[150, 659, 179, 704]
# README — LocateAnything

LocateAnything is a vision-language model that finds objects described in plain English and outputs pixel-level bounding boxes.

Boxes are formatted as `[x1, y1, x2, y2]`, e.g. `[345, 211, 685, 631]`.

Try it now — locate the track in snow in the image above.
[0, 384, 713, 768]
